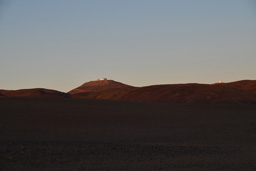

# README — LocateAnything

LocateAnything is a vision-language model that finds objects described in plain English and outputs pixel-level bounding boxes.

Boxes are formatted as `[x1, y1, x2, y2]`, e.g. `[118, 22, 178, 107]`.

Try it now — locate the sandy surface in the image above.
[0, 98, 256, 170]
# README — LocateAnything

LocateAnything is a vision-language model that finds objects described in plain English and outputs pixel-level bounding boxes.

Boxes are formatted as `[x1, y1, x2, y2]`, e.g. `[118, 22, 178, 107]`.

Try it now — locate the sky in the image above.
[0, 0, 255, 92]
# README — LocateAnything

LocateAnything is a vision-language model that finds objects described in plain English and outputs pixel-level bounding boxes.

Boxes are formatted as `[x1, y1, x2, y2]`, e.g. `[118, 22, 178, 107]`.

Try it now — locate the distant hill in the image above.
[68, 80, 133, 94]
[70, 80, 256, 104]
[0, 88, 69, 98]
[226, 80, 256, 94]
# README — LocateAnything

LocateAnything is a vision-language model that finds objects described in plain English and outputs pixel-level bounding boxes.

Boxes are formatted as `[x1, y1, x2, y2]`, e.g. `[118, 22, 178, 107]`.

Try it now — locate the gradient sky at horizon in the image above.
[0, 0, 255, 92]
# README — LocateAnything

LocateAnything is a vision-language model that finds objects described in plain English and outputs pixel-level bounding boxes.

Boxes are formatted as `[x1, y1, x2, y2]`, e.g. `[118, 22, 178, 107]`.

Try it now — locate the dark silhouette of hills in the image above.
[68, 79, 133, 94]
[0, 88, 69, 98]
[70, 80, 256, 104]
[1, 80, 256, 170]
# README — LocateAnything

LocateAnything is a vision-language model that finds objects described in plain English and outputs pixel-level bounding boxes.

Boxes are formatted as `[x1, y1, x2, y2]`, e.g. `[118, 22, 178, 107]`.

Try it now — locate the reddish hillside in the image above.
[69, 80, 133, 94]
[71, 80, 256, 104]
[225, 80, 256, 94]
[0, 88, 70, 98]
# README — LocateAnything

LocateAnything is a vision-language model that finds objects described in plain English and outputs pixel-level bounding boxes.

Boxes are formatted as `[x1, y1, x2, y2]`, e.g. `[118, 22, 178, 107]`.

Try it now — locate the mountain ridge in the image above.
[70, 80, 256, 104]
[1, 80, 255, 103]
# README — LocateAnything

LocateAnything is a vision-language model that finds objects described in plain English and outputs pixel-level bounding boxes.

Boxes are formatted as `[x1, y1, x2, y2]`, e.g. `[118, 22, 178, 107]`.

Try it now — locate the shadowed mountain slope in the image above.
[68, 80, 133, 94]
[71, 80, 256, 104]
[0, 88, 70, 98]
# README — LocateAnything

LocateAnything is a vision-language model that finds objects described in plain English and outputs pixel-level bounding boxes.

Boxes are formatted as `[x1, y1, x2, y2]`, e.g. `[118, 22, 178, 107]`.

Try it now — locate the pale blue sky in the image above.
[0, 0, 255, 92]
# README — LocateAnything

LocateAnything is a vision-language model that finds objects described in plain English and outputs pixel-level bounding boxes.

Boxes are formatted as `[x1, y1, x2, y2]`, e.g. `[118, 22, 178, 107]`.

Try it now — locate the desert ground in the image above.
[1, 98, 256, 170]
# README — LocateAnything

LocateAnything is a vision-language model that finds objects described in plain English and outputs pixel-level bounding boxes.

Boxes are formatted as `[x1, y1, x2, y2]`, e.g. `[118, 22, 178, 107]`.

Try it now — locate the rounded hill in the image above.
[68, 80, 133, 94]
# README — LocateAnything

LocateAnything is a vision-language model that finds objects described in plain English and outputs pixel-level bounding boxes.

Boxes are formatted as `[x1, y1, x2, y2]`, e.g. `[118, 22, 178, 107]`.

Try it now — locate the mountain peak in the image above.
[68, 79, 133, 94]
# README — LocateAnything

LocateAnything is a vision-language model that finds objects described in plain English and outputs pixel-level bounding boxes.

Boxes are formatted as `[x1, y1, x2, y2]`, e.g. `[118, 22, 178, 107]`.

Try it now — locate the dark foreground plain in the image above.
[0, 98, 256, 171]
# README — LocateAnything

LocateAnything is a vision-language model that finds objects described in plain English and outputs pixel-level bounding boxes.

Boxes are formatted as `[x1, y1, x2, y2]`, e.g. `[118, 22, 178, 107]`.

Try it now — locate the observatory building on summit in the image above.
[96, 78, 110, 81]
